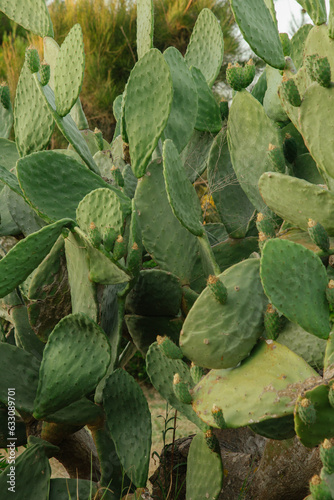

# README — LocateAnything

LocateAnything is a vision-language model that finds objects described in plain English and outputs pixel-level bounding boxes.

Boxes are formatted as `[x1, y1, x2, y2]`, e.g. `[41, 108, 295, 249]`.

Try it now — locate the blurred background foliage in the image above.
[0, 0, 240, 141]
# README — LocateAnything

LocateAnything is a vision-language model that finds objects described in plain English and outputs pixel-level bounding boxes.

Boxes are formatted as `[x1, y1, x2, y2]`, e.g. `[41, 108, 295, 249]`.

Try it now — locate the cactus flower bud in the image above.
[25, 46, 40, 73]
[207, 275, 228, 304]
[40, 61, 50, 86]
[173, 373, 192, 404]
[157, 335, 183, 359]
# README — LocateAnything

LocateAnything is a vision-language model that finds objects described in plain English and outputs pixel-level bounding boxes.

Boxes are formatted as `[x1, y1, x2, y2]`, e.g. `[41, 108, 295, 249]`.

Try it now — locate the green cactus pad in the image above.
[249, 414, 296, 440]
[163, 139, 203, 236]
[181, 259, 267, 369]
[43, 36, 89, 129]
[184, 8, 224, 88]
[227, 90, 282, 212]
[125, 315, 182, 355]
[125, 269, 182, 316]
[137, 0, 153, 59]
[124, 49, 172, 178]
[308, 220, 330, 252]
[299, 84, 334, 180]
[192, 340, 319, 428]
[0, 0, 53, 37]
[91, 422, 132, 496]
[33, 313, 111, 418]
[0, 218, 72, 298]
[261, 239, 330, 338]
[263, 65, 290, 121]
[76, 188, 124, 240]
[294, 383, 334, 447]
[291, 24, 313, 70]
[230, 0, 285, 69]
[103, 368, 151, 487]
[14, 61, 54, 157]
[0, 438, 54, 499]
[278, 321, 326, 371]
[146, 342, 208, 430]
[258, 172, 334, 235]
[134, 159, 198, 284]
[49, 479, 98, 500]
[0, 343, 40, 413]
[163, 47, 198, 153]
[17, 151, 131, 222]
[186, 432, 223, 500]
[295, 0, 327, 24]
[207, 128, 255, 238]
[44, 397, 103, 426]
[54, 24, 85, 117]
[191, 67, 222, 133]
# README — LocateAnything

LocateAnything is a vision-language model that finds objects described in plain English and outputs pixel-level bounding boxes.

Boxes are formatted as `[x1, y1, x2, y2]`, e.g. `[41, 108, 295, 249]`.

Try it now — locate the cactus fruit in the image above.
[0, 82, 11, 109]
[267, 144, 286, 173]
[264, 303, 286, 340]
[94, 128, 104, 151]
[320, 439, 334, 475]
[157, 335, 183, 359]
[190, 362, 205, 385]
[226, 59, 255, 91]
[205, 429, 220, 453]
[309, 474, 332, 500]
[40, 61, 50, 86]
[206, 274, 228, 304]
[279, 33, 291, 57]
[280, 77, 302, 107]
[297, 397, 317, 425]
[305, 54, 318, 80]
[25, 46, 40, 73]
[173, 373, 192, 404]
[211, 405, 227, 429]
[307, 219, 330, 253]
[283, 133, 298, 163]
[256, 212, 276, 239]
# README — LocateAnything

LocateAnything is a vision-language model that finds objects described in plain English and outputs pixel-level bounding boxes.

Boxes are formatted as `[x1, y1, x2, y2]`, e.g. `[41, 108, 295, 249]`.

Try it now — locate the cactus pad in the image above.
[0, 0, 53, 37]
[184, 8, 224, 88]
[34, 313, 111, 418]
[163, 139, 203, 236]
[192, 340, 319, 428]
[103, 368, 151, 487]
[182, 258, 267, 369]
[135, 159, 198, 284]
[230, 0, 285, 69]
[258, 172, 334, 235]
[14, 62, 54, 157]
[124, 49, 172, 178]
[136, 0, 153, 59]
[54, 24, 85, 117]
[163, 47, 198, 152]
[186, 432, 223, 500]
[261, 239, 330, 338]
[191, 67, 222, 133]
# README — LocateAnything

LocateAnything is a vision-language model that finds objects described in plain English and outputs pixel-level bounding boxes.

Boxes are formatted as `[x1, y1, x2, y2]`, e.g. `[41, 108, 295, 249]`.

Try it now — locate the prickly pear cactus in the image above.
[2, 0, 334, 497]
